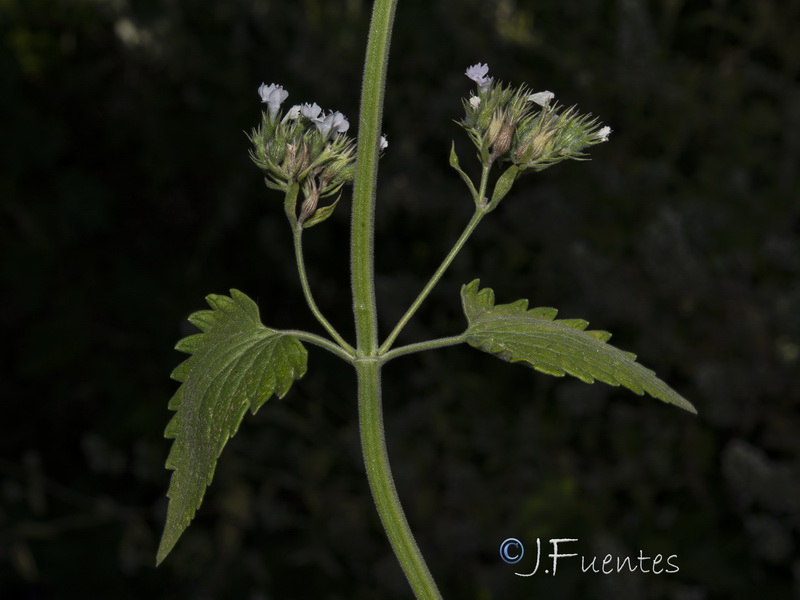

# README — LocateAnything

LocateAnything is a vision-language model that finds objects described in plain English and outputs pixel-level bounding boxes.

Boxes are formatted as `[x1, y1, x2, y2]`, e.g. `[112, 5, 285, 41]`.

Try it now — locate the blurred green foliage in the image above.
[1, 0, 798, 598]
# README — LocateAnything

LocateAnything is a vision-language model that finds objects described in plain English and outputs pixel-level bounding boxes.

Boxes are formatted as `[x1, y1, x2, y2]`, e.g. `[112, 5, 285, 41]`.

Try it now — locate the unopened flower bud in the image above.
[485, 111, 505, 147]
[298, 181, 320, 224]
[491, 121, 514, 158]
[515, 117, 560, 166]
[282, 141, 311, 178]
[526, 128, 557, 161]
[282, 143, 297, 171]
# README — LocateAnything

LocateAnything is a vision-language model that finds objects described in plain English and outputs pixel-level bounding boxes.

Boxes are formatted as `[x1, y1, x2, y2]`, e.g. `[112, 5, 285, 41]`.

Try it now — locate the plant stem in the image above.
[293, 225, 356, 355]
[356, 359, 442, 599]
[381, 335, 467, 363]
[351, 0, 397, 357]
[379, 165, 491, 354]
[351, 1, 442, 598]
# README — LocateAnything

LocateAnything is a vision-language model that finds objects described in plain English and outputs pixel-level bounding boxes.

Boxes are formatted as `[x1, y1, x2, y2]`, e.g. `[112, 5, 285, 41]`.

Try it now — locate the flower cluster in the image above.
[461, 63, 610, 172]
[250, 82, 356, 227]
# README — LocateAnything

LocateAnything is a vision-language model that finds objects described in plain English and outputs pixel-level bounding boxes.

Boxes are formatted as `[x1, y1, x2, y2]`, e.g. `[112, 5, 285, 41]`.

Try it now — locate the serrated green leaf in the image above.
[187, 310, 216, 332]
[460, 280, 696, 414]
[169, 358, 191, 383]
[157, 289, 308, 565]
[174, 333, 204, 354]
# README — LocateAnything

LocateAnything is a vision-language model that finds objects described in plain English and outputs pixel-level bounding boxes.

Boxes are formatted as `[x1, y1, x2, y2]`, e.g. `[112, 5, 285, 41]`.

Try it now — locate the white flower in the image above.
[468, 95, 481, 109]
[258, 82, 289, 120]
[257, 82, 277, 102]
[301, 102, 322, 120]
[313, 110, 350, 139]
[282, 105, 301, 122]
[380, 134, 388, 150]
[596, 126, 612, 142]
[465, 62, 489, 81]
[331, 111, 349, 134]
[465, 63, 493, 92]
[528, 90, 555, 107]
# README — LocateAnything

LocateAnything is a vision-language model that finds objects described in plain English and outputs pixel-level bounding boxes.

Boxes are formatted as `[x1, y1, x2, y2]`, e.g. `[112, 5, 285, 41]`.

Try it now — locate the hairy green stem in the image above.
[356, 360, 442, 599]
[350, 1, 442, 598]
[379, 165, 492, 354]
[351, 0, 397, 356]
[293, 225, 356, 355]
[381, 334, 467, 363]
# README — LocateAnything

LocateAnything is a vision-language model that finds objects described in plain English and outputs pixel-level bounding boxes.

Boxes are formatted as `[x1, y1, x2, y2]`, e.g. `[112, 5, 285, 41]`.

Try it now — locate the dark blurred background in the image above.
[2, 0, 798, 598]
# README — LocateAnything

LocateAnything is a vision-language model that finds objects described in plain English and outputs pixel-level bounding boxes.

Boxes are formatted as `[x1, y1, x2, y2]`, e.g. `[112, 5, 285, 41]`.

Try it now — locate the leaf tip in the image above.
[156, 516, 182, 566]
[462, 279, 481, 294]
[155, 537, 175, 567]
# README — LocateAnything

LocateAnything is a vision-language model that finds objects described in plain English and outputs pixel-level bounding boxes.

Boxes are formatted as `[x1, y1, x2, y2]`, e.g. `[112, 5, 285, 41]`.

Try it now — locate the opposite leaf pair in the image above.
[157, 282, 694, 564]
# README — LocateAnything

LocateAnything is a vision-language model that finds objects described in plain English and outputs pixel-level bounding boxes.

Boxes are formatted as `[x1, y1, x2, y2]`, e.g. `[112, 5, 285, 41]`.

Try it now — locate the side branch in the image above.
[379, 165, 492, 354]
[293, 225, 356, 355]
